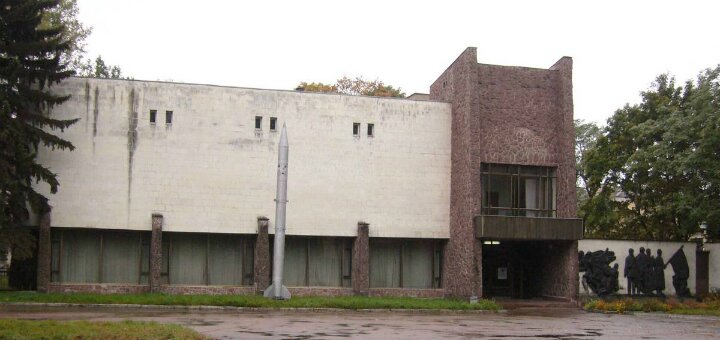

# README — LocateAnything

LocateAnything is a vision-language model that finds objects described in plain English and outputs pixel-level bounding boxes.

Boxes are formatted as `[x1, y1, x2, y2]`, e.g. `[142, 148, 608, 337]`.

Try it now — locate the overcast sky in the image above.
[76, 0, 720, 125]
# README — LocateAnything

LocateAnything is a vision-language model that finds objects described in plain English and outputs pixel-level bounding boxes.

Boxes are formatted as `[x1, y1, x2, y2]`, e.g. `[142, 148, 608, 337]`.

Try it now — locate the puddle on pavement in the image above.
[237, 330, 275, 337]
[505, 308, 582, 318]
[180, 318, 222, 326]
[236, 330, 366, 339]
[458, 331, 603, 338]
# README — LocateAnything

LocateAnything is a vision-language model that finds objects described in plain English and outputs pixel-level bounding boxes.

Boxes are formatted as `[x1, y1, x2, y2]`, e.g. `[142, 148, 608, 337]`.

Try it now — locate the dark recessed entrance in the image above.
[482, 240, 546, 299]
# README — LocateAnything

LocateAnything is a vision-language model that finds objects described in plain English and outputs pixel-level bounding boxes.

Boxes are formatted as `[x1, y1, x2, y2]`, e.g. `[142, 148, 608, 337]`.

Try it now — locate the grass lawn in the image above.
[0, 291, 501, 311]
[584, 297, 720, 316]
[0, 319, 206, 340]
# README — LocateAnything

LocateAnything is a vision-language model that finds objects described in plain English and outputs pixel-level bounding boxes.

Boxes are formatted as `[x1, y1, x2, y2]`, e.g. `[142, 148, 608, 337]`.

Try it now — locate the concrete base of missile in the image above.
[263, 284, 291, 300]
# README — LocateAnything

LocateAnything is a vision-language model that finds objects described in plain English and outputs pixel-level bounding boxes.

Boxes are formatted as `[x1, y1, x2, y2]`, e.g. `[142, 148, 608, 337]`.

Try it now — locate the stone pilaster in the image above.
[149, 214, 163, 292]
[254, 217, 270, 294]
[36, 211, 52, 293]
[568, 240, 580, 301]
[352, 222, 370, 296]
[696, 242, 709, 296]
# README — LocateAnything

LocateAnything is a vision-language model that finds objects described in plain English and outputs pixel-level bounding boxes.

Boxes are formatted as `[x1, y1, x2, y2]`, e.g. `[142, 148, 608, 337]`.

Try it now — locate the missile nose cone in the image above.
[279, 123, 288, 147]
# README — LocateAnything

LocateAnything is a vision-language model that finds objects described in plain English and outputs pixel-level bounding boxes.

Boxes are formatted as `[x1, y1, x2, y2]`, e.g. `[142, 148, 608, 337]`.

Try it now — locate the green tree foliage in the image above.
[40, 0, 125, 78]
[575, 119, 624, 239]
[0, 0, 79, 258]
[295, 82, 336, 93]
[39, 0, 91, 72]
[296, 76, 405, 98]
[575, 119, 601, 204]
[582, 67, 720, 241]
[78, 55, 123, 79]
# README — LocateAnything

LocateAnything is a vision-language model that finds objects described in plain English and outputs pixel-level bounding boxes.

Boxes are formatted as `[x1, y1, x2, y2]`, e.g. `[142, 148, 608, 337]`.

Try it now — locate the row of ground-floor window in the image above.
[49, 228, 442, 289]
[35, 216, 578, 299]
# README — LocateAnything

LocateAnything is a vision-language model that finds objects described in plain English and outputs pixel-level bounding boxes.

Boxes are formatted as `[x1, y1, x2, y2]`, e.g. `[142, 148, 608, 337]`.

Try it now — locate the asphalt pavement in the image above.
[1, 304, 719, 339]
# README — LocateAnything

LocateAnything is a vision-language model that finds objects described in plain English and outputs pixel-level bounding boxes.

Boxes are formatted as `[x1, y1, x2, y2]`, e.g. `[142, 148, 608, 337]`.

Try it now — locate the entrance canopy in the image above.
[475, 215, 583, 240]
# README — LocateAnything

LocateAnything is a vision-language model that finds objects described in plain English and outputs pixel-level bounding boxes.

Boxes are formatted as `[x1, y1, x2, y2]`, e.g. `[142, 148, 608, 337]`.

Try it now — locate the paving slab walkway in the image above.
[1, 305, 719, 339]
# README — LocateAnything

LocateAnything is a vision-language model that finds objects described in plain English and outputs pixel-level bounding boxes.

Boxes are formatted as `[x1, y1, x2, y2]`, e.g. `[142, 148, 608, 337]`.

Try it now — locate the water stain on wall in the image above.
[127, 88, 139, 226]
[92, 86, 99, 154]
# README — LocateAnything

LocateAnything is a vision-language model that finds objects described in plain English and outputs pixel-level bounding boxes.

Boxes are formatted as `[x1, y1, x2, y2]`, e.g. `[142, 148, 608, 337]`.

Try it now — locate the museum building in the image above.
[35, 47, 583, 300]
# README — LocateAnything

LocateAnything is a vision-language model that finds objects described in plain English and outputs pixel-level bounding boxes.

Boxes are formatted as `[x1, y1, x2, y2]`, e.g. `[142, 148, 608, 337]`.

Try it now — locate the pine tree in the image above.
[0, 0, 78, 258]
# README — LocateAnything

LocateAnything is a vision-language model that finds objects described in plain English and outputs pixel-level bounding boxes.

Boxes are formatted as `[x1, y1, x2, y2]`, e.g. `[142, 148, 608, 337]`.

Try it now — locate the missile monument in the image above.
[264, 124, 291, 300]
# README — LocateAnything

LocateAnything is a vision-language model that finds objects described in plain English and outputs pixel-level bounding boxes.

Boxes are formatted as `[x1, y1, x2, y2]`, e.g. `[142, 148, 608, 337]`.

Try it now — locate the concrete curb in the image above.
[0, 302, 503, 314]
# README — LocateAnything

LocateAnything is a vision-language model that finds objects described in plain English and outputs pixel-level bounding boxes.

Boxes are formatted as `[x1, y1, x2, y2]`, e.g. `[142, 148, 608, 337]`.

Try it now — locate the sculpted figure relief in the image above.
[578, 249, 618, 296]
[666, 246, 691, 298]
[624, 248, 638, 296]
[654, 249, 666, 297]
[582, 246, 689, 298]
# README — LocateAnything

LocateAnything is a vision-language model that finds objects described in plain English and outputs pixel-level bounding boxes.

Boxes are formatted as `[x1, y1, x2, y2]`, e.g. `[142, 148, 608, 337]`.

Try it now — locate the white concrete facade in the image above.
[38, 77, 452, 239]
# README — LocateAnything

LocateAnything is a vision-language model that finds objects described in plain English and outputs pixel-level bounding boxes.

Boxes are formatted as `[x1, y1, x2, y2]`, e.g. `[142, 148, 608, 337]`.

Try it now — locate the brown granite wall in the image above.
[149, 214, 163, 292]
[430, 48, 577, 299]
[567, 240, 580, 301]
[352, 222, 370, 296]
[289, 287, 354, 297]
[550, 57, 577, 218]
[48, 283, 150, 294]
[254, 217, 270, 294]
[36, 211, 52, 293]
[369, 288, 445, 298]
[159, 285, 255, 295]
[475, 58, 576, 218]
[45, 284, 443, 298]
[49, 284, 253, 295]
[536, 240, 578, 301]
[430, 47, 482, 298]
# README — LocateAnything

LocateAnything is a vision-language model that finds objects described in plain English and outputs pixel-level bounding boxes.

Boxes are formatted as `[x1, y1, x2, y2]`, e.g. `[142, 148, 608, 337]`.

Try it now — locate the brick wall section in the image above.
[254, 217, 270, 294]
[430, 48, 578, 299]
[352, 222, 370, 296]
[36, 211, 52, 293]
[149, 214, 163, 292]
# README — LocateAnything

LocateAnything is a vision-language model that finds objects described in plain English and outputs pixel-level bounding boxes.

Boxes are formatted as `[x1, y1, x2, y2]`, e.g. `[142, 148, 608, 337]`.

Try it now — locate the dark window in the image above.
[481, 163, 557, 217]
[140, 233, 150, 284]
[255, 116, 262, 129]
[50, 231, 61, 282]
[50, 229, 147, 284]
[165, 111, 173, 125]
[367, 123, 374, 137]
[353, 123, 360, 136]
[165, 232, 254, 286]
[270, 117, 277, 131]
[149, 110, 157, 124]
[270, 236, 351, 287]
[369, 239, 443, 289]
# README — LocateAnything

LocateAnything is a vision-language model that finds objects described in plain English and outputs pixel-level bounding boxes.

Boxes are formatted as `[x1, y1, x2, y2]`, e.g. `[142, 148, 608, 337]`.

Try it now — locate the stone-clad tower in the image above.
[430, 48, 580, 300]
